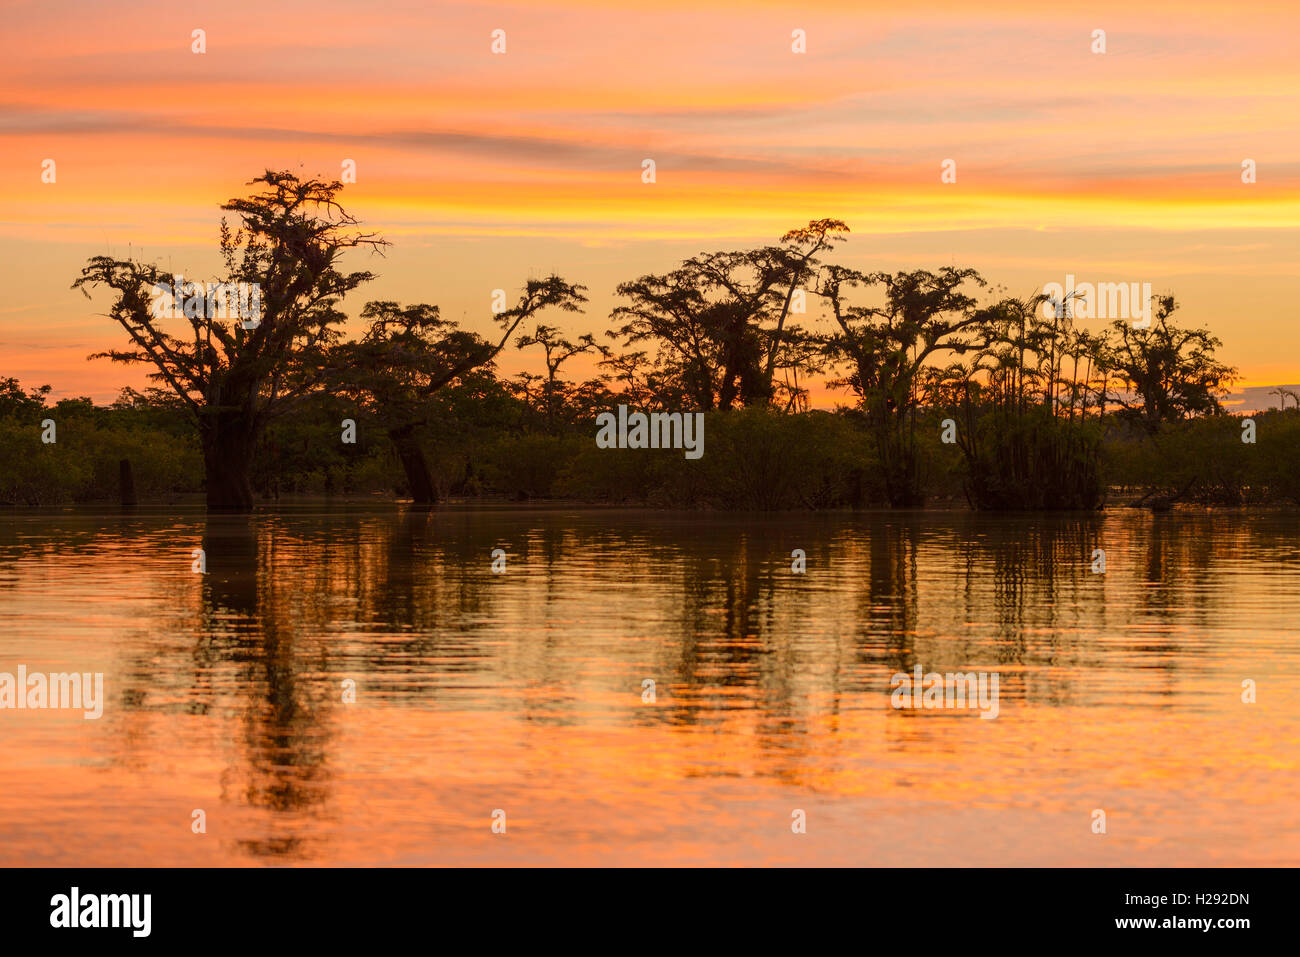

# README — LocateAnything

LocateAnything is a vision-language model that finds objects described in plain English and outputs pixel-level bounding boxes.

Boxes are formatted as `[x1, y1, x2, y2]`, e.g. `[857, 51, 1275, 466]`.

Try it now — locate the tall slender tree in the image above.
[514, 323, 598, 430]
[762, 218, 848, 393]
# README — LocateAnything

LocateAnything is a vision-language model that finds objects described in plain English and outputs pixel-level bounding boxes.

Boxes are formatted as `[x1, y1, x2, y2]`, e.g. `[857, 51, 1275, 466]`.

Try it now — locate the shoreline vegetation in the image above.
[5, 169, 1295, 513]
[4, 397, 1299, 511]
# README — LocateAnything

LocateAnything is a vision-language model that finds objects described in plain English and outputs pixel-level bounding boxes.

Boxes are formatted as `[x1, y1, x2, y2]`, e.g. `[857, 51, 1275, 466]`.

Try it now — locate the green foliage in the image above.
[0, 377, 52, 418]
[250, 393, 390, 498]
[554, 407, 879, 509]
[1254, 411, 1300, 504]
[481, 433, 587, 500]
[685, 407, 877, 509]
[0, 420, 90, 506]
[5, 377, 1300, 512]
[1104, 413, 1284, 507]
[0, 403, 200, 506]
[960, 409, 1104, 510]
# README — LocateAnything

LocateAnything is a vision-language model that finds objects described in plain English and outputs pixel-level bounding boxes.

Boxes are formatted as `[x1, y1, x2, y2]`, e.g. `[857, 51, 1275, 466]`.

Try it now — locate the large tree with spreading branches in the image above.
[338, 278, 588, 503]
[74, 170, 385, 510]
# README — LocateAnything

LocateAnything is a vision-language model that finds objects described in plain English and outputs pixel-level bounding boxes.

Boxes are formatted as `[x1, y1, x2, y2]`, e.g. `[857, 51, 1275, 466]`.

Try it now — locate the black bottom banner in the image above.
[0, 866, 1279, 944]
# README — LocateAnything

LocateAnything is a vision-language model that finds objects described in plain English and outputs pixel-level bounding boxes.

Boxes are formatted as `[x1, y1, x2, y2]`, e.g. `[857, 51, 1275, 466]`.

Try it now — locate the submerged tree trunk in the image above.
[202, 414, 257, 512]
[389, 425, 438, 505]
[118, 458, 137, 508]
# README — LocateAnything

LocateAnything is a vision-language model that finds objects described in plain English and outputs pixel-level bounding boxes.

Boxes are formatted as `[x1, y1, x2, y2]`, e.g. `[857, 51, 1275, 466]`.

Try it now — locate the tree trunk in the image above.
[118, 458, 137, 508]
[389, 425, 437, 505]
[203, 415, 257, 512]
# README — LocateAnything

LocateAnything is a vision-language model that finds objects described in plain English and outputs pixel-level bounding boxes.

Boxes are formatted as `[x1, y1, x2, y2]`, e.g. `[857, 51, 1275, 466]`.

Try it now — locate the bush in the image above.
[960, 410, 1104, 510]
[480, 433, 586, 499]
[1254, 411, 1300, 504]
[0, 416, 199, 505]
[555, 407, 880, 509]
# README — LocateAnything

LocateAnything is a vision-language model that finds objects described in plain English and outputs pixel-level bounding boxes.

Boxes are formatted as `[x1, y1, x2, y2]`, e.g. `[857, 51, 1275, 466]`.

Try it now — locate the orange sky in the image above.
[1, 0, 1297, 403]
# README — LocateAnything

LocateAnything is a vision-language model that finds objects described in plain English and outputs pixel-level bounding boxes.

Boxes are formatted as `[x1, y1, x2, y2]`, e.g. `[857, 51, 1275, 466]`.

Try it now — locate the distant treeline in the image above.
[5, 376, 1300, 510]
[4, 169, 1293, 511]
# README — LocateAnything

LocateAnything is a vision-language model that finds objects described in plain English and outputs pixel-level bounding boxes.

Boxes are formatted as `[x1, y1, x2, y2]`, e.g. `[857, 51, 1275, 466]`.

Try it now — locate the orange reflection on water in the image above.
[1, 507, 1297, 865]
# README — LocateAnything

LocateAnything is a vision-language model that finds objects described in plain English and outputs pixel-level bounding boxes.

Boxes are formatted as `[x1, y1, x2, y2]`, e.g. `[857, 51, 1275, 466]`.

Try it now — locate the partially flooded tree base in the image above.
[204, 444, 257, 511]
[390, 427, 438, 505]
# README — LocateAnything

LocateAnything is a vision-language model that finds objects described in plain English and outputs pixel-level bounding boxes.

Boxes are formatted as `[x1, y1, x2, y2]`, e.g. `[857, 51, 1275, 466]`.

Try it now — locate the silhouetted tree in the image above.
[1100, 296, 1237, 433]
[73, 170, 385, 510]
[762, 219, 849, 394]
[514, 323, 598, 429]
[818, 265, 986, 506]
[339, 278, 587, 503]
[1271, 386, 1300, 411]
[610, 222, 842, 411]
[0, 378, 50, 419]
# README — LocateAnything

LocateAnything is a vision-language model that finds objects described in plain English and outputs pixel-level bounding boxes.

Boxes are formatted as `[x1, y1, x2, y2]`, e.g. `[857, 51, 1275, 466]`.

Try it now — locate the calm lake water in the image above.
[1, 506, 1297, 866]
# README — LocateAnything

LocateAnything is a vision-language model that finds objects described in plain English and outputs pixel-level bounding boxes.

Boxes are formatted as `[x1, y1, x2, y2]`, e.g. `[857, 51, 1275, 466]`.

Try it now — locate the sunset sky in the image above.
[1, 0, 1296, 405]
